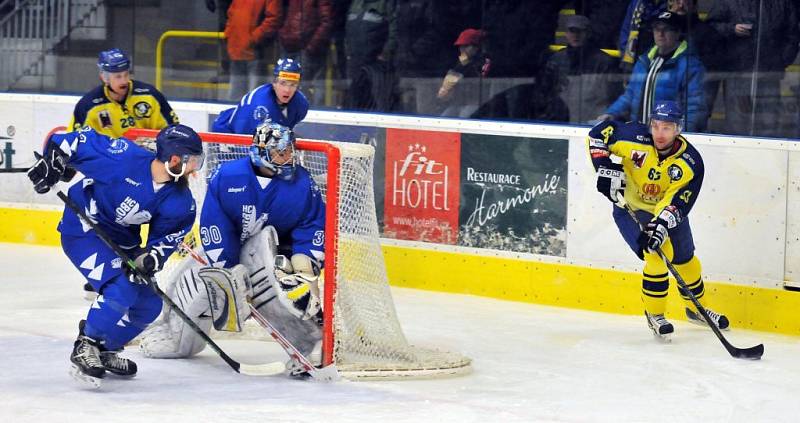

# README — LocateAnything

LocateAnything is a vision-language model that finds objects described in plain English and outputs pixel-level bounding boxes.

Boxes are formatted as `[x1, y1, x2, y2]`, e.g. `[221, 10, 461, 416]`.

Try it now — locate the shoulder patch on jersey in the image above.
[681, 152, 696, 166]
[253, 105, 270, 122]
[668, 164, 683, 181]
[133, 87, 151, 94]
[133, 101, 153, 118]
[631, 150, 648, 168]
[107, 137, 129, 154]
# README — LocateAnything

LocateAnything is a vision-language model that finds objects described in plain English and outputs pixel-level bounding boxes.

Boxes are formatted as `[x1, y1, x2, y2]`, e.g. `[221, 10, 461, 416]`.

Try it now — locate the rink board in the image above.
[2, 205, 798, 336]
[1, 93, 800, 336]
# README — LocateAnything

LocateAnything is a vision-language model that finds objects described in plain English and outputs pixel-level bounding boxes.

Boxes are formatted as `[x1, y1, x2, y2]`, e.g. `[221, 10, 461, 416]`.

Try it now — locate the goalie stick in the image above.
[617, 194, 764, 360]
[55, 189, 285, 376]
[176, 238, 340, 382]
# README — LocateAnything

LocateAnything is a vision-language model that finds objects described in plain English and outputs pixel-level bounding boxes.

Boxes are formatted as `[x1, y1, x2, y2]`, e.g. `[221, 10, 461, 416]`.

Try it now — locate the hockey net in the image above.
[125, 128, 471, 380]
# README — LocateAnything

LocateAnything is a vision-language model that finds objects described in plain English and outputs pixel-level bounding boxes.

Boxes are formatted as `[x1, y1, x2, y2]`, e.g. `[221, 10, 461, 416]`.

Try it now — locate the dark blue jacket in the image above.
[606, 41, 707, 131]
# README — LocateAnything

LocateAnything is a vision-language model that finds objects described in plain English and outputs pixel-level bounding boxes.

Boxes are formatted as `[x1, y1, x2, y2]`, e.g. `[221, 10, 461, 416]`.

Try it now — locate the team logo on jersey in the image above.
[107, 137, 129, 154]
[115, 196, 152, 226]
[630, 150, 647, 168]
[99, 110, 113, 128]
[642, 183, 661, 197]
[133, 101, 152, 118]
[253, 105, 270, 122]
[668, 164, 683, 181]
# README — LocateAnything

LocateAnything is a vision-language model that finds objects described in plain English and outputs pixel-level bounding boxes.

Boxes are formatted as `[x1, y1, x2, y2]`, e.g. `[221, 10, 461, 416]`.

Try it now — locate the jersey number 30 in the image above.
[200, 225, 223, 246]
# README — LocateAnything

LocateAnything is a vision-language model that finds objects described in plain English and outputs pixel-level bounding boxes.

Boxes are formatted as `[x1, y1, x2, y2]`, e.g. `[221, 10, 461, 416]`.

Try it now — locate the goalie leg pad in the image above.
[257, 296, 322, 357]
[139, 267, 212, 358]
[198, 264, 251, 332]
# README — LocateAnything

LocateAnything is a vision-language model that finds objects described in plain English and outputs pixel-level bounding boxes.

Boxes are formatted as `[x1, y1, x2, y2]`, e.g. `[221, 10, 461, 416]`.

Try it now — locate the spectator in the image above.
[344, 0, 398, 111]
[206, 0, 234, 83]
[598, 12, 707, 132]
[706, 0, 799, 137]
[278, 0, 334, 106]
[482, 0, 570, 78]
[224, 0, 283, 101]
[394, 0, 460, 114]
[436, 28, 491, 118]
[545, 15, 622, 123]
[471, 65, 569, 122]
[619, 0, 668, 70]
[635, 0, 726, 122]
[574, 0, 631, 50]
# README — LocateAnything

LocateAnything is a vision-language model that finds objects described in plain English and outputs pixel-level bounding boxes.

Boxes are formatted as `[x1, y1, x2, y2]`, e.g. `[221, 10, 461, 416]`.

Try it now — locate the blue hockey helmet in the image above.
[97, 48, 130, 73]
[250, 122, 297, 181]
[651, 101, 683, 124]
[273, 58, 302, 82]
[156, 124, 205, 179]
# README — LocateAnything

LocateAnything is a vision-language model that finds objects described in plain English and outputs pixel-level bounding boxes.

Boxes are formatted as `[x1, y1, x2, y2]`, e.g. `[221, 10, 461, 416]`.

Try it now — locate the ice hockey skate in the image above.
[69, 335, 106, 389]
[685, 307, 729, 330]
[100, 349, 137, 377]
[645, 311, 674, 342]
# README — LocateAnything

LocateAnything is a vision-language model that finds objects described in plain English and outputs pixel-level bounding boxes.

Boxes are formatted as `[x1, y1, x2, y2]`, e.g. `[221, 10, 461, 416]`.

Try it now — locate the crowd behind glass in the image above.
[7, 0, 800, 139]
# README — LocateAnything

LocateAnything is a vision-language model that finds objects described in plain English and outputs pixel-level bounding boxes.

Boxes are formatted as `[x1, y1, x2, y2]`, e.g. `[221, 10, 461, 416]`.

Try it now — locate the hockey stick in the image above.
[0, 167, 29, 173]
[617, 196, 764, 360]
[176, 239, 340, 382]
[55, 189, 285, 376]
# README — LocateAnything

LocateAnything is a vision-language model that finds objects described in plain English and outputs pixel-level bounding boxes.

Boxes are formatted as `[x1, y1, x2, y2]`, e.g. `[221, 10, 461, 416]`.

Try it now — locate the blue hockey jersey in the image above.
[50, 127, 196, 254]
[211, 84, 309, 135]
[199, 157, 325, 268]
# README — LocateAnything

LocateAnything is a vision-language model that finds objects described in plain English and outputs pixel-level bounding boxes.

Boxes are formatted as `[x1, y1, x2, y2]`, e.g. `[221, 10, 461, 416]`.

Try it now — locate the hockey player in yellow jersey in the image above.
[587, 100, 729, 340]
[69, 48, 179, 138]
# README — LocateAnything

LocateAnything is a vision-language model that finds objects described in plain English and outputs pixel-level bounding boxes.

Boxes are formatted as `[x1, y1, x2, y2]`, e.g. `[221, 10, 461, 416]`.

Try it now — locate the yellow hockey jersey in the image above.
[68, 80, 179, 138]
[588, 121, 704, 217]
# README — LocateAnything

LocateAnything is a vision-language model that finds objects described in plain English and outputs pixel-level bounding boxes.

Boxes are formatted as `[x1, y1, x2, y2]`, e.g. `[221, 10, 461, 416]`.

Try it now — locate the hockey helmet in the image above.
[97, 48, 130, 73]
[273, 58, 302, 82]
[155, 124, 205, 179]
[250, 122, 297, 181]
[651, 101, 683, 124]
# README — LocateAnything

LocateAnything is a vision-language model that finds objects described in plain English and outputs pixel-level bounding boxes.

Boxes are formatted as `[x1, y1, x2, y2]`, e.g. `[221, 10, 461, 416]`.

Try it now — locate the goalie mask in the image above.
[250, 122, 297, 181]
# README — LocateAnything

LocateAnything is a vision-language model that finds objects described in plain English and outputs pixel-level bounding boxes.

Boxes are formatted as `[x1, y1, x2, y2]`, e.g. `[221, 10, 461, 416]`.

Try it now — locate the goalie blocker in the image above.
[139, 226, 322, 361]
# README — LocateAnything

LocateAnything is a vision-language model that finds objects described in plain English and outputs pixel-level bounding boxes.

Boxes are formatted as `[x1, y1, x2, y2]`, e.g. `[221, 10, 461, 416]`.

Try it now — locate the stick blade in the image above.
[237, 361, 287, 376]
[310, 364, 341, 382]
[729, 343, 764, 360]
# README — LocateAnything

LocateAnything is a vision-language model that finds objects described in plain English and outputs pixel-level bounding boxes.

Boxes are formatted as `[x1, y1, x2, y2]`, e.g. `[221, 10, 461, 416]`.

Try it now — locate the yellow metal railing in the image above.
[155, 30, 225, 91]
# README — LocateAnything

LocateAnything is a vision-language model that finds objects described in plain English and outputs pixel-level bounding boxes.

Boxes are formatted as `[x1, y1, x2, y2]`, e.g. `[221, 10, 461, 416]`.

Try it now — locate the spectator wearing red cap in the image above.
[436, 28, 491, 117]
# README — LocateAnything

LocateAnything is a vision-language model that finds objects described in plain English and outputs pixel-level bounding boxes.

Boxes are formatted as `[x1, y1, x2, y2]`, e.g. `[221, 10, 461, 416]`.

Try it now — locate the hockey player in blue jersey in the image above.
[26, 124, 204, 388]
[587, 101, 728, 341]
[211, 58, 309, 134]
[139, 122, 326, 378]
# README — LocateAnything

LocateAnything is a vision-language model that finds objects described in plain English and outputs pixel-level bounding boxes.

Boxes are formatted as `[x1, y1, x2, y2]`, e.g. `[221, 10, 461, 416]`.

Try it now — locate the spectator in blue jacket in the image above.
[598, 12, 707, 131]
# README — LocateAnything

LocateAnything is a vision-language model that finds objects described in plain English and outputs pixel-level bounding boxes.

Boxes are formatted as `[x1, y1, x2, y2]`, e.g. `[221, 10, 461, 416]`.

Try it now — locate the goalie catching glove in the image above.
[273, 254, 322, 321]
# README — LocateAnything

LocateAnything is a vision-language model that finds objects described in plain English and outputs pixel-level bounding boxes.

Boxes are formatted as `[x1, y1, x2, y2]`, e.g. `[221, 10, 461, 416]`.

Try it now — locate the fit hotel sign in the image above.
[383, 128, 461, 244]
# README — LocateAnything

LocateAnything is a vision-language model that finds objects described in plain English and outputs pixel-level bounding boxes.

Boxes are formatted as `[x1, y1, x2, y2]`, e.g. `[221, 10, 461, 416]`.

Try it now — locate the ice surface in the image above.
[0, 243, 798, 422]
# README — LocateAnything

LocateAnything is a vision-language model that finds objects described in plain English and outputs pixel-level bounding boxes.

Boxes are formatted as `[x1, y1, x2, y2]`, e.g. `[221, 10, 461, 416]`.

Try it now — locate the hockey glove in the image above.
[644, 219, 668, 253]
[27, 148, 68, 194]
[596, 163, 626, 204]
[273, 254, 322, 321]
[644, 206, 682, 253]
[127, 248, 166, 283]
